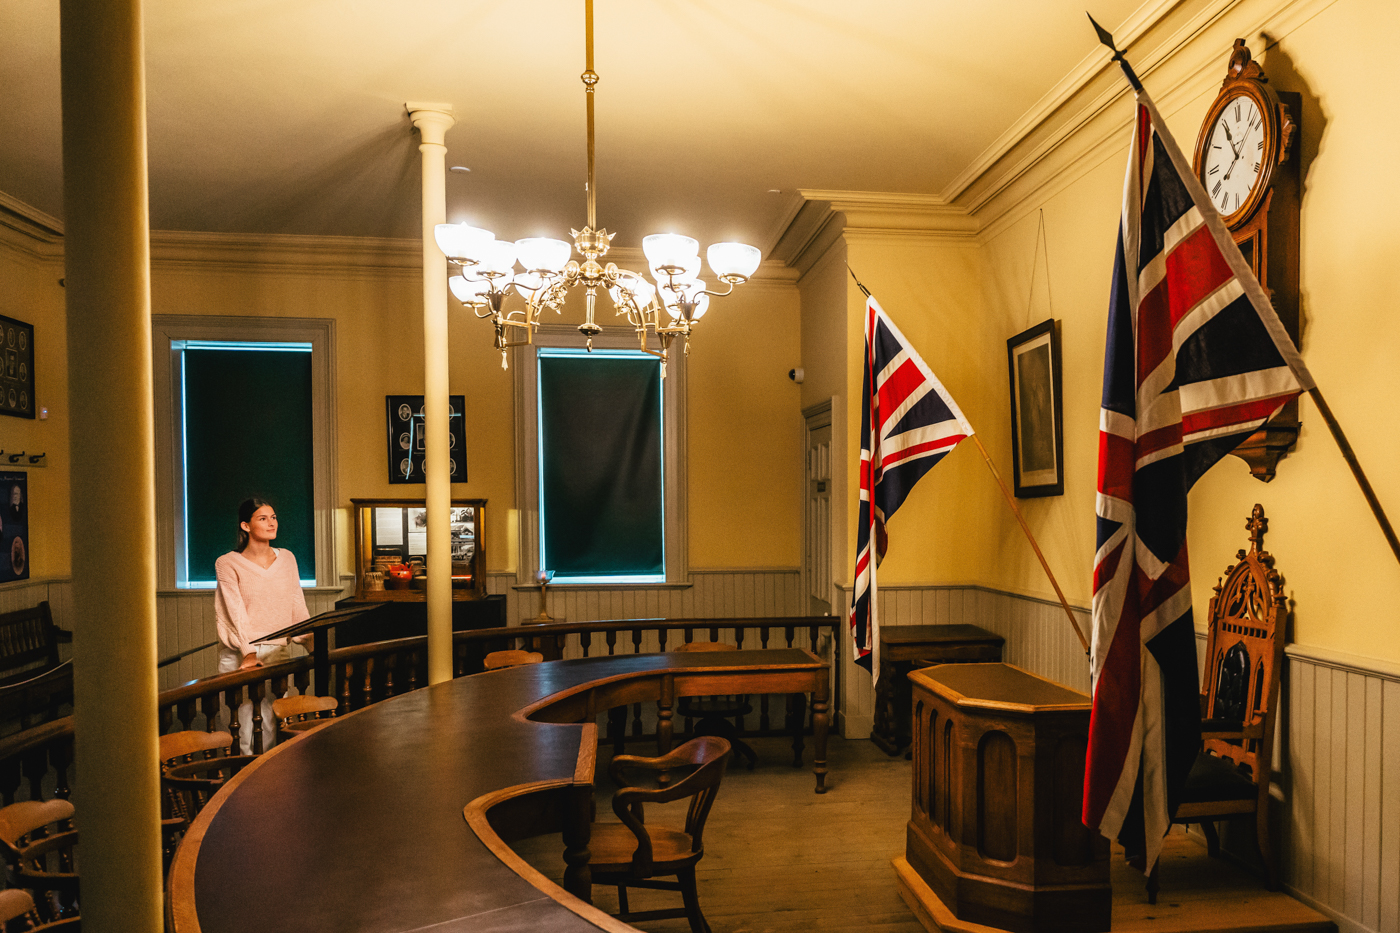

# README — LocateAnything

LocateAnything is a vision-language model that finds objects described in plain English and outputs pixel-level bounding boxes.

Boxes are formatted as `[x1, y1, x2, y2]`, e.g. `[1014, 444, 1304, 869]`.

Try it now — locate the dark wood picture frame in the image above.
[386, 395, 468, 484]
[0, 315, 36, 420]
[1007, 319, 1063, 498]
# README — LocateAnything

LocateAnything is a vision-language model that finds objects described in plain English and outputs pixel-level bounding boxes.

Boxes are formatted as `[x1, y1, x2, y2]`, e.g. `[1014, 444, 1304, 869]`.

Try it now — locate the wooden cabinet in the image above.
[904, 663, 1109, 933]
[348, 497, 486, 601]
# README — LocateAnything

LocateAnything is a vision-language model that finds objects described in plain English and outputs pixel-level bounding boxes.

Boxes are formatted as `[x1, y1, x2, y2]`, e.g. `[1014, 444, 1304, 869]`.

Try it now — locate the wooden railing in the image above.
[0, 615, 839, 807]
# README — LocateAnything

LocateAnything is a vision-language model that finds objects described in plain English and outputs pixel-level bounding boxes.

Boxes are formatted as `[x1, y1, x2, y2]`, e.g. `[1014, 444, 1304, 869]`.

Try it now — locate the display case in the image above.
[349, 498, 486, 601]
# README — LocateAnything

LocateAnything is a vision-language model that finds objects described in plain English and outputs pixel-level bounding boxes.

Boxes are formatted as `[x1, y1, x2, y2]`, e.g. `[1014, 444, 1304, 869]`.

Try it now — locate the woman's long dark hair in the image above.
[236, 497, 274, 552]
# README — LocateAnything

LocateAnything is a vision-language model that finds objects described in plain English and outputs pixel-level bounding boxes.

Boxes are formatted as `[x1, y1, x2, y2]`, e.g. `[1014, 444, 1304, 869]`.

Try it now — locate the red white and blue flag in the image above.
[1084, 93, 1312, 872]
[851, 295, 973, 684]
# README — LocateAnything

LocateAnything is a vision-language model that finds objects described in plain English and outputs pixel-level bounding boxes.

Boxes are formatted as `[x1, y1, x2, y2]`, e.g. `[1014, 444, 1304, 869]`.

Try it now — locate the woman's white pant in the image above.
[216, 642, 294, 754]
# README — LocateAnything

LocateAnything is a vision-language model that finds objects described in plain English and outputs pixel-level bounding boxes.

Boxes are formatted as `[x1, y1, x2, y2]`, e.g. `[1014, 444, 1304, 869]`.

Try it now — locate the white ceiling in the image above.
[0, 0, 1143, 251]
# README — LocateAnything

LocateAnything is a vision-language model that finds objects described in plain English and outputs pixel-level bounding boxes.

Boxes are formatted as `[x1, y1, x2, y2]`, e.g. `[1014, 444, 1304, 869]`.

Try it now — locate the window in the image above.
[537, 349, 664, 583]
[513, 325, 687, 586]
[152, 316, 337, 590]
[175, 341, 315, 587]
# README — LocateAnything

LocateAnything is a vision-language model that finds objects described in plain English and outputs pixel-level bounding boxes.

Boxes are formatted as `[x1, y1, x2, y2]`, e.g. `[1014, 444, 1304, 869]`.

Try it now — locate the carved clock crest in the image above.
[1191, 40, 1302, 481]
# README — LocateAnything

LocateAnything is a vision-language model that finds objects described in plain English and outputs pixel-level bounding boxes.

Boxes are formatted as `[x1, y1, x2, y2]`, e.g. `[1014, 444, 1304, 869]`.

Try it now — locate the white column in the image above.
[407, 104, 456, 685]
[59, 0, 163, 929]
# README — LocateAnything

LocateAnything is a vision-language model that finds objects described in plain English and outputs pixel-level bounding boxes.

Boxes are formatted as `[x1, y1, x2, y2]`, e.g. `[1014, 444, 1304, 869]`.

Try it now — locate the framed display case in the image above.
[349, 497, 486, 601]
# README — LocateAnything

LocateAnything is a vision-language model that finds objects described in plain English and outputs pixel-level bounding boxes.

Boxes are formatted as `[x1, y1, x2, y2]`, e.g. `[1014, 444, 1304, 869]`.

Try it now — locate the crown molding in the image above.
[958, 0, 1338, 240]
[0, 193, 64, 262]
[149, 230, 422, 276]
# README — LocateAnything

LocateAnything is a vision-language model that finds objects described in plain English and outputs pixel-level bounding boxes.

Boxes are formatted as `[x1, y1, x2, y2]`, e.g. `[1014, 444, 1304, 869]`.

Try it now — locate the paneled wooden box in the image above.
[905, 662, 1110, 933]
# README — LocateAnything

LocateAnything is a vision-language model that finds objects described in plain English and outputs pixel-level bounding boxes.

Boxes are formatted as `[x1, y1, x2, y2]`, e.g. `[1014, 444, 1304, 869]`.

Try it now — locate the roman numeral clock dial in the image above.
[1189, 39, 1300, 483]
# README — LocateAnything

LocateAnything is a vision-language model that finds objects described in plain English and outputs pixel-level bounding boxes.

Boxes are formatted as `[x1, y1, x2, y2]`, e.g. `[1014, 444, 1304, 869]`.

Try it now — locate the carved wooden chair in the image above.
[482, 649, 544, 671]
[671, 641, 757, 769]
[0, 800, 78, 923]
[1154, 504, 1287, 900]
[159, 730, 255, 826]
[272, 695, 338, 740]
[591, 736, 732, 933]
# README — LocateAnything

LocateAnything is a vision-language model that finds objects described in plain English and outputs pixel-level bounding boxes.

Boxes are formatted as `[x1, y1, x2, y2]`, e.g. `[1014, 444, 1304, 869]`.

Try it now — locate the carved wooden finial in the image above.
[1224, 38, 1265, 84]
[1245, 503, 1268, 551]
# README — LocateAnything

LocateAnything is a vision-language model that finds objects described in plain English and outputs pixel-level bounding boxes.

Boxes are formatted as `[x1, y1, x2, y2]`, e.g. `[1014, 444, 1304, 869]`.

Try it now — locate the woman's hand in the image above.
[292, 633, 313, 648]
[238, 653, 261, 670]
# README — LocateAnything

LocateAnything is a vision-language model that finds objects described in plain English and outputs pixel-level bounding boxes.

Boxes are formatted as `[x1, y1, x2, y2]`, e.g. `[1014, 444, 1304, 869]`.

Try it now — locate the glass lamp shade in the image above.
[449, 275, 491, 305]
[476, 239, 519, 277]
[434, 223, 494, 262]
[650, 254, 701, 284]
[706, 242, 761, 281]
[642, 233, 700, 269]
[515, 237, 572, 274]
[514, 272, 547, 297]
[613, 276, 656, 309]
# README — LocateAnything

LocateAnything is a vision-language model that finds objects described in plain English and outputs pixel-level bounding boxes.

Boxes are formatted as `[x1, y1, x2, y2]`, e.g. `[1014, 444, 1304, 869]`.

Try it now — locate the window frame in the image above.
[513, 324, 687, 587]
[152, 315, 339, 590]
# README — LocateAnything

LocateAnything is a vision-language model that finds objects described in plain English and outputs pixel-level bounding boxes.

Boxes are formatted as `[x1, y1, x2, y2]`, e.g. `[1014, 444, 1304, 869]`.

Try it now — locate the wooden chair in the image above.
[482, 649, 543, 671]
[272, 694, 338, 740]
[591, 736, 732, 933]
[672, 641, 757, 769]
[0, 800, 78, 923]
[1152, 504, 1287, 901]
[0, 888, 81, 931]
[159, 731, 255, 825]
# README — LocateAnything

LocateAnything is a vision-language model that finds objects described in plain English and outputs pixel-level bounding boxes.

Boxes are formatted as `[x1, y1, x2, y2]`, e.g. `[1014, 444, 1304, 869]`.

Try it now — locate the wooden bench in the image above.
[0, 603, 73, 734]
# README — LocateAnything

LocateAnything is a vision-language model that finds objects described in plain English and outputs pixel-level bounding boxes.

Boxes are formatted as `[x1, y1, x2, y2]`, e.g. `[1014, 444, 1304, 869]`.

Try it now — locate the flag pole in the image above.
[970, 434, 1091, 654]
[1088, 13, 1400, 569]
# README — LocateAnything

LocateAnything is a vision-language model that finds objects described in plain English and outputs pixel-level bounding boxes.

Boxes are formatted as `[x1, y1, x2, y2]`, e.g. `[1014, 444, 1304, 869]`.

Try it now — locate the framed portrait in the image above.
[386, 395, 468, 484]
[0, 472, 29, 583]
[1006, 319, 1063, 498]
[0, 315, 35, 420]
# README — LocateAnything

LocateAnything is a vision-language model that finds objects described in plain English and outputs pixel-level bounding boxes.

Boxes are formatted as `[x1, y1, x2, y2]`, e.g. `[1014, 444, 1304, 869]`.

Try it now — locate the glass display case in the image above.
[349, 497, 486, 601]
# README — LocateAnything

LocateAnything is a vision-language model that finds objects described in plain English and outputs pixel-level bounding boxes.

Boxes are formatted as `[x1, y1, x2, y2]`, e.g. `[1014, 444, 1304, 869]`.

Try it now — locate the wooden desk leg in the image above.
[870, 657, 901, 756]
[657, 676, 675, 787]
[811, 687, 829, 795]
[789, 693, 806, 767]
[562, 784, 593, 904]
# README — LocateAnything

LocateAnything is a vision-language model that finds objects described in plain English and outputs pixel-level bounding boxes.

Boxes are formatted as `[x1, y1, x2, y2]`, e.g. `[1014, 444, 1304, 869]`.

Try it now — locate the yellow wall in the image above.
[969, 0, 1400, 663]
[0, 243, 69, 579]
[0, 241, 806, 582]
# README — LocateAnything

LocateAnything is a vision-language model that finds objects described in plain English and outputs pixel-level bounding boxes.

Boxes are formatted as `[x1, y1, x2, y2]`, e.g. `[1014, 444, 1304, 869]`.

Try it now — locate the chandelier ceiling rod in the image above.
[584, 0, 597, 231]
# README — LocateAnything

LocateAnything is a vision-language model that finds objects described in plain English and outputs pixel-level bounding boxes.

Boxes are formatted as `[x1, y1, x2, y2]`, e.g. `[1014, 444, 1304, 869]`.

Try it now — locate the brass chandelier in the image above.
[434, 0, 761, 371]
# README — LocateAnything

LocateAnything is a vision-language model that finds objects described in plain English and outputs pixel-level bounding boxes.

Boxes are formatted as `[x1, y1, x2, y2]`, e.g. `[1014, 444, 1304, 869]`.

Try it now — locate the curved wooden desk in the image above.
[168, 649, 828, 933]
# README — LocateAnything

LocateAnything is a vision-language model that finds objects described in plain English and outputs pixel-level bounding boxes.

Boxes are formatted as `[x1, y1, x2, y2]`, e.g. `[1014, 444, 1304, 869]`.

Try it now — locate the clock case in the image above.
[1191, 40, 1301, 482]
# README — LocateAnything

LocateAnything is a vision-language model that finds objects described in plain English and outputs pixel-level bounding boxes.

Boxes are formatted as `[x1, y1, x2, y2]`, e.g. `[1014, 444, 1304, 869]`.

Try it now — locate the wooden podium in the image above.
[900, 663, 1109, 933]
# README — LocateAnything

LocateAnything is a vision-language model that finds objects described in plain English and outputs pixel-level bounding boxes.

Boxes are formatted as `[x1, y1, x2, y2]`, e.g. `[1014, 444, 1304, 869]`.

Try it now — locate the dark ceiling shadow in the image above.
[1259, 32, 1328, 352]
[172, 114, 423, 238]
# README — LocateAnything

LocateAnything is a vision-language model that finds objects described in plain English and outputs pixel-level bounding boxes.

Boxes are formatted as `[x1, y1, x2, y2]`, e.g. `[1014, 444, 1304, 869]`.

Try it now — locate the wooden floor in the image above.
[513, 735, 1335, 933]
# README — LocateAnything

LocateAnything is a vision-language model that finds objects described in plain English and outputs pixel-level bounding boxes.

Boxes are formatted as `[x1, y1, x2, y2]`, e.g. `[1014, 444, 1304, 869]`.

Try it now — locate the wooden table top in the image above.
[878, 624, 1004, 647]
[170, 649, 825, 933]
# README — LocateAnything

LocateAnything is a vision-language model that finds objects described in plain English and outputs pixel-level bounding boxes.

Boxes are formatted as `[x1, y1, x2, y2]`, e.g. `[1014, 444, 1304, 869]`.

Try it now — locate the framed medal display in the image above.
[385, 395, 468, 484]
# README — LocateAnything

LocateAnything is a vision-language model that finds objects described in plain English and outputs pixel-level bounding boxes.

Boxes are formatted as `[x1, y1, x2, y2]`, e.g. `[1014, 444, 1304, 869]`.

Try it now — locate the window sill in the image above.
[510, 581, 693, 592]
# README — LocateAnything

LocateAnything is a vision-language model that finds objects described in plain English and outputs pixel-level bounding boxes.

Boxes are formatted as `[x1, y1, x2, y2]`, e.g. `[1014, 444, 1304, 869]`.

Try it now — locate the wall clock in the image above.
[1191, 40, 1301, 482]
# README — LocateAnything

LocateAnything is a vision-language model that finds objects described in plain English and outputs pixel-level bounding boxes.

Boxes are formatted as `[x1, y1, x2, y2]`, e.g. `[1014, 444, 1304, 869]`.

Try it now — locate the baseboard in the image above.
[1283, 885, 1372, 933]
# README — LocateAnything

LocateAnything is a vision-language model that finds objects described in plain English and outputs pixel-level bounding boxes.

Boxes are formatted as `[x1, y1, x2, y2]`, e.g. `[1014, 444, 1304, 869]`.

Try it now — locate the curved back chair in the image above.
[159, 731, 254, 825]
[671, 642, 756, 769]
[0, 799, 78, 924]
[483, 650, 544, 671]
[590, 735, 732, 933]
[271, 694, 338, 739]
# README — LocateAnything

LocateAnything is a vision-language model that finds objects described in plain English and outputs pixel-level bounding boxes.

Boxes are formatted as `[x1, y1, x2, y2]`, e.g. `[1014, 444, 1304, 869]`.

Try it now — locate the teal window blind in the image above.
[179, 342, 315, 586]
[538, 350, 664, 582]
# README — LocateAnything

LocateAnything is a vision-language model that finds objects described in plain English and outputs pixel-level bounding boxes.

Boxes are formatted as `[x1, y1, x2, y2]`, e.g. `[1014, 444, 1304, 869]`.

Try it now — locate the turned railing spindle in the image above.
[361, 658, 374, 708]
[384, 653, 396, 698]
[225, 686, 242, 752]
[250, 679, 265, 755]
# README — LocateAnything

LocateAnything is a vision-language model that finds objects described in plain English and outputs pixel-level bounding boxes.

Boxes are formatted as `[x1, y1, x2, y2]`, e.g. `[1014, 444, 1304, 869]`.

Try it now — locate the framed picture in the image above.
[0, 472, 29, 583]
[0, 315, 35, 420]
[386, 395, 468, 484]
[1007, 319, 1063, 498]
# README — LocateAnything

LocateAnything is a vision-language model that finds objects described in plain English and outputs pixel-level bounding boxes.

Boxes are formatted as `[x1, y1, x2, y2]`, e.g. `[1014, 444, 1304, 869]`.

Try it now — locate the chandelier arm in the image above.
[699, 280, 737, 299]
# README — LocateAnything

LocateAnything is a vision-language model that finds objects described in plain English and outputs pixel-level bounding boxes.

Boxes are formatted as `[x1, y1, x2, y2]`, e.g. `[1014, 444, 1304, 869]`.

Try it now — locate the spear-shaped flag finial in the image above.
[1086, 12, 1144, 93]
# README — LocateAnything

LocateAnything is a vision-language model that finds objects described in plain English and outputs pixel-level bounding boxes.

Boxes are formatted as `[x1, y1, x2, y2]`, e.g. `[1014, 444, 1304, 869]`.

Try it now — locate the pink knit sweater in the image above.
[214, 549, 311, 657]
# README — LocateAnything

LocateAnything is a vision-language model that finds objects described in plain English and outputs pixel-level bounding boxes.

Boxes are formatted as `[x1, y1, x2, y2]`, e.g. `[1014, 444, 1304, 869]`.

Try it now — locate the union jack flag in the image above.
[851, 295, 973, 683]
[1084, 93, 1312, 872]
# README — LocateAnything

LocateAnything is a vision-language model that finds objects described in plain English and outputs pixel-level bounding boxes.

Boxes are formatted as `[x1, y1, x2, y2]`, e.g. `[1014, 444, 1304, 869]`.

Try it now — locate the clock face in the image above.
[1200, 93, 1267, 219]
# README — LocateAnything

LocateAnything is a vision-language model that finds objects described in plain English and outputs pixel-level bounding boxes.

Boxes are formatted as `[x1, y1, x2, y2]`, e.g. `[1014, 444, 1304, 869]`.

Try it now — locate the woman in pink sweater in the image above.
[214, 497, 310, 752]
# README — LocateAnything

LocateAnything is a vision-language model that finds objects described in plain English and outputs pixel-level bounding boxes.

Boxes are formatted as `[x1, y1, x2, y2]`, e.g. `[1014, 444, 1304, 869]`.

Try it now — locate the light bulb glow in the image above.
[434, 223, 494, 262]
[449, 275, 491, 304]
[515, 237, 572, 274]
[642, 233, 699, 269]
[476, 239, 519, 277]
[706, 242, 761, 281]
